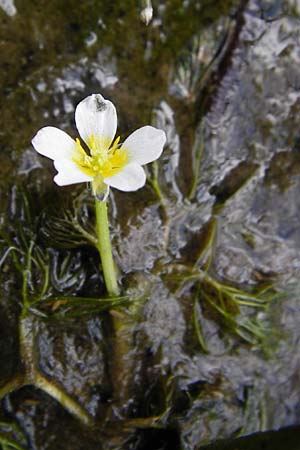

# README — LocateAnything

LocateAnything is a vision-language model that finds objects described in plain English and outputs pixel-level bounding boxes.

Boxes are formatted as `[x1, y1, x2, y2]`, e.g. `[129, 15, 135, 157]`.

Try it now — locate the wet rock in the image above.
[1, 0, 300, 449]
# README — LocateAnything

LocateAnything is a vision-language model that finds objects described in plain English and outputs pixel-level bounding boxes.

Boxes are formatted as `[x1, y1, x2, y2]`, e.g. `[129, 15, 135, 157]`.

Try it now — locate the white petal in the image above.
[122, 126, 166, 165]
[75, 94, 117, 149]
[32, 127, 75, 160]
[104, 162, 146, 192]
[53, 159, 93, 186]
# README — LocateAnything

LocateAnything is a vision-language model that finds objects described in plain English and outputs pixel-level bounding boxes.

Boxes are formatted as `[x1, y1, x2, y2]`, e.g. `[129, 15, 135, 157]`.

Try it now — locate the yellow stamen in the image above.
[72, 135, 128, 179]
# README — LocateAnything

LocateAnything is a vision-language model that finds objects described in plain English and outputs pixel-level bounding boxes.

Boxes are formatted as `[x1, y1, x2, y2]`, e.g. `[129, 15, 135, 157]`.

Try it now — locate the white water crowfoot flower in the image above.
[32, 94, 166, 201]
[141, 0, 153, 25]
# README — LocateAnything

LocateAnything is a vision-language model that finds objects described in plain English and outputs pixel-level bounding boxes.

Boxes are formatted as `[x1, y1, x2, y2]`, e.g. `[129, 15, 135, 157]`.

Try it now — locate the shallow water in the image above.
[1, 0, 300, 449]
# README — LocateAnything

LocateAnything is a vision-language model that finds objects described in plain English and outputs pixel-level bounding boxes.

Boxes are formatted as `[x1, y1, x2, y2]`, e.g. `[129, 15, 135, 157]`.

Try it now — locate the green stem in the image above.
[35, 373, 92, 426]
[188, 130, 204, 201]
[95, 199, 119, 296]
[22, 240, 34, 308]
[95, 200, 138, 420]
[0, 375, 24, 400]
[18, 314, 93, 426]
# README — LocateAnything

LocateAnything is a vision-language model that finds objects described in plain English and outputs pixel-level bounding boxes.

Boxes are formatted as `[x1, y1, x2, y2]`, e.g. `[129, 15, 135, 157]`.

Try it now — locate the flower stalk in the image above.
[94, 200, 135, 418]
[29, 92, 166, 419]
[95, 199, 119, 296]
[31, 92, 166, 293]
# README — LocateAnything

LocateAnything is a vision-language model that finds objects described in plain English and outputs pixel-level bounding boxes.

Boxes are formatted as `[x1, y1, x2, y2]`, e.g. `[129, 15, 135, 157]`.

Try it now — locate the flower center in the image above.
[72, 135, 128, 179]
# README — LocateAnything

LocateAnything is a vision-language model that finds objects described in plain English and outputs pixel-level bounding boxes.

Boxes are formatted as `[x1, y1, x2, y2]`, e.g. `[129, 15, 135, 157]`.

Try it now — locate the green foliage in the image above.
[41, 191, 98, 249]
[35, 294, 131, 319]
[0, 422, 27, 450]
[0, 189, 100, 312]
[197, 275, 275, 346]
[0, 188, 50, 310]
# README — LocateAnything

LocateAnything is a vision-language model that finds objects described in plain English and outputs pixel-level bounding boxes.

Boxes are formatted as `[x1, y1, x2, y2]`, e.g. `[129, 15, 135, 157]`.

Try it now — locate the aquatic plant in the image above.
[0, 420, 27, 450]
[0, 188, 94, 425]
[32, 93, 166, 296]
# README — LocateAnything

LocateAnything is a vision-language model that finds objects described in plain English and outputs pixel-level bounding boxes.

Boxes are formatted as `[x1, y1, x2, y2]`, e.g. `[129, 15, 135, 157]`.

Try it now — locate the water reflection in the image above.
[0, 1, 300, 449]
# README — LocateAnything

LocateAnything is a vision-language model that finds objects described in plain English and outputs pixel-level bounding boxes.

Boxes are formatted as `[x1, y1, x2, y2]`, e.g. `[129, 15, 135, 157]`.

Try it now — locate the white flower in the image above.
[32, 94, 166, 200]
[141, 0, 153, 25]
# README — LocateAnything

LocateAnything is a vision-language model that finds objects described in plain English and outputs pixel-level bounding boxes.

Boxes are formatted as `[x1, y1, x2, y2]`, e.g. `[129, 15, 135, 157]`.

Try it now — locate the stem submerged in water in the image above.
[95, 198, 136, 417]
[94, 199, 119, 296]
